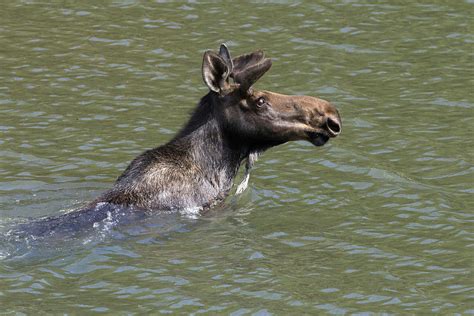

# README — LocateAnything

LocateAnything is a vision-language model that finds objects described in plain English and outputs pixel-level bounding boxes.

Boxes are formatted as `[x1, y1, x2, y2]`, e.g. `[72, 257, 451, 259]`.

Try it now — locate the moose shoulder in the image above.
[96, 44, 342, 211]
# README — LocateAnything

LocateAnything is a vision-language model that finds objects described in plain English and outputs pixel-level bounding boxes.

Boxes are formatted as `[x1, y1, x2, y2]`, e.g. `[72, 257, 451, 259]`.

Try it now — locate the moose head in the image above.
[202, 44, 341, 151]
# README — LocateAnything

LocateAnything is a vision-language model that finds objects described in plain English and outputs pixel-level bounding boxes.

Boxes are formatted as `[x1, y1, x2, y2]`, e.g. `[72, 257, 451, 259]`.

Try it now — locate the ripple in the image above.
[1, 0, 473, 314]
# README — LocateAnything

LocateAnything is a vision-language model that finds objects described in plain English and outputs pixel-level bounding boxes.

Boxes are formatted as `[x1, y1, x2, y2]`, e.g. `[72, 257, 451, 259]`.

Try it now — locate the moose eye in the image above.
[256, 97, 266, 108]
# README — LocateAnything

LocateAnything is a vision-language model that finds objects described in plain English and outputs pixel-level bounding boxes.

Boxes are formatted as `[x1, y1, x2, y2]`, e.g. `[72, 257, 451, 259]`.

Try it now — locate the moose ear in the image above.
[219, 44, 234, 73]
[234, 58, 272, 92]
[202, 50, 231, 94]
[232, 50, 265, 73]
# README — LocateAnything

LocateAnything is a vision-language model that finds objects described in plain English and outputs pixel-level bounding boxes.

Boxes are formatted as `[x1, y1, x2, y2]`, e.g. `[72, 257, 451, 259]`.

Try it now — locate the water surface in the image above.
[1, 1, 473, 314]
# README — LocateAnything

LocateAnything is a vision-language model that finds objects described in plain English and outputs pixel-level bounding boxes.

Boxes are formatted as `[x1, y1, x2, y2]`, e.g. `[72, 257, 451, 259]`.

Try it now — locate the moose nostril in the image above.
[326, 117, 341, 136]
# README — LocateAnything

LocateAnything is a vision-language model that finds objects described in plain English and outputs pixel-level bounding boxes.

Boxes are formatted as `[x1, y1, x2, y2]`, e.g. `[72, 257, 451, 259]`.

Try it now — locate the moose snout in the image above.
[325, 115, 342, 137]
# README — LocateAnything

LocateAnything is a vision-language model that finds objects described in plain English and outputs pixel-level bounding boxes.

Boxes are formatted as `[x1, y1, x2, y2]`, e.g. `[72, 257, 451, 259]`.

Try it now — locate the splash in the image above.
[179, 206, 203, 219]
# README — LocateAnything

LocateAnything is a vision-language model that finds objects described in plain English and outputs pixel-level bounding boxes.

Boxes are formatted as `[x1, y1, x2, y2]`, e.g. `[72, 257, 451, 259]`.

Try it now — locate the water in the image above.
[1, 1, 473, 314]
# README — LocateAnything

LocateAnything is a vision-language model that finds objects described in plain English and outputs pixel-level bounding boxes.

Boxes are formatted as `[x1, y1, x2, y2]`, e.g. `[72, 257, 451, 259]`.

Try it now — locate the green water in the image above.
[1, 1, 473, 314]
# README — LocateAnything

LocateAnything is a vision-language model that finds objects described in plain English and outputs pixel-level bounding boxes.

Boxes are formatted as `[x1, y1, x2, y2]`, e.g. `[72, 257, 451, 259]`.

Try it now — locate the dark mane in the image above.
[174, 93, 214, 139]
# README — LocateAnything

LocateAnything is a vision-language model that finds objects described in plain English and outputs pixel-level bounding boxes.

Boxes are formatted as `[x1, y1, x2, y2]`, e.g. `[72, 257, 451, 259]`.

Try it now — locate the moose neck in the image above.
[171, 93, 253, 193]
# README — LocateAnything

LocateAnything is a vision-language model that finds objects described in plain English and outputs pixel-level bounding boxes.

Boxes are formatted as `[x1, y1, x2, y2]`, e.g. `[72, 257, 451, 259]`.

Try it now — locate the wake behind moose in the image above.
[16, 44, 341, 236]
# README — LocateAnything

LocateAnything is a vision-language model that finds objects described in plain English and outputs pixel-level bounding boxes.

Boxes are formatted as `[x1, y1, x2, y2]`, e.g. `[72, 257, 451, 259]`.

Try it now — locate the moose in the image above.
[14, 44, 341, 237]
